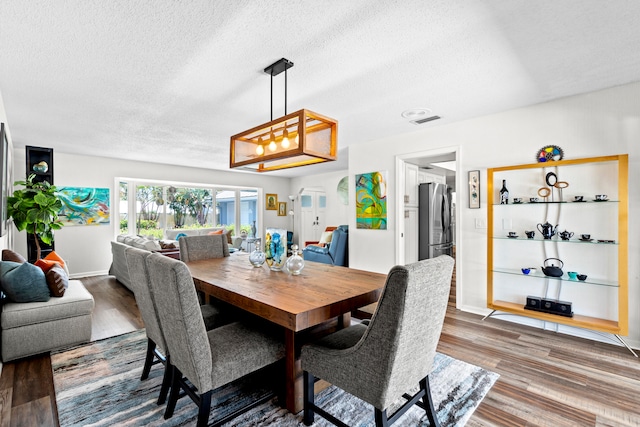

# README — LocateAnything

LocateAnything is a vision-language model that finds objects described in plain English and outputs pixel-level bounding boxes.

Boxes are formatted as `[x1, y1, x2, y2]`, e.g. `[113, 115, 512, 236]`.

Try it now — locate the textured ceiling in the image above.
[1, 1, 640, 177]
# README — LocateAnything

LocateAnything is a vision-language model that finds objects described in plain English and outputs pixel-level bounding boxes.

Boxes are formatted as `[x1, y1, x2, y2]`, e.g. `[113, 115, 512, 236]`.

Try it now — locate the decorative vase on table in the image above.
[249, 238, 266, 267]
[251, 220, 257, 238]
[265, 228, 287, 271]
[285, 244, 305, 275]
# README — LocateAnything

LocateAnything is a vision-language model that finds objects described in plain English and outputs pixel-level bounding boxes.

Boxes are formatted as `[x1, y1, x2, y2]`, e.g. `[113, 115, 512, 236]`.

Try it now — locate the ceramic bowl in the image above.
[521, 268, 531, 275]
[577, 274, 587, 281]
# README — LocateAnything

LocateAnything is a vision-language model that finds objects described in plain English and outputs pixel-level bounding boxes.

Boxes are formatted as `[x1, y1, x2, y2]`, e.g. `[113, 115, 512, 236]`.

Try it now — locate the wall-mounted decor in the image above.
[277, 202, 287, 216]
[336, 175, 349, 205]
[355, 171, 387, 230]
[0, 124, 9, 236]
[536, 145, 564, 162]
[468, 170, 480, 209]
[266, 193, 278, 210]
[58, 187, 110, 226]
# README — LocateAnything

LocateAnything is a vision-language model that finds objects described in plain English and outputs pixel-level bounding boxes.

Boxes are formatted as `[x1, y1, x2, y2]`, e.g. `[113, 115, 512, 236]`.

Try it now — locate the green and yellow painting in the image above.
[58, 187, 110, 226]
[356, 171, 387, 229]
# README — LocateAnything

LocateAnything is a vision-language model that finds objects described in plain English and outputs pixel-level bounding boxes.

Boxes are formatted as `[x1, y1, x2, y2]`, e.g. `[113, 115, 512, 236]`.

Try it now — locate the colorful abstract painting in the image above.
[356, 171, 387, 229]
[58, 187, 110, 226]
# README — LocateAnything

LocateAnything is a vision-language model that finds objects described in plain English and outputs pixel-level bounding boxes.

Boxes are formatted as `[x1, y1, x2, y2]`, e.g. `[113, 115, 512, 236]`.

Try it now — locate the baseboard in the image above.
[69, 270, 110, 279]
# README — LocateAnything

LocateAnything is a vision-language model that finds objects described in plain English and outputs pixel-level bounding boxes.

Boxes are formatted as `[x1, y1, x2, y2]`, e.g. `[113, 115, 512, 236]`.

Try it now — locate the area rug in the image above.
[52, 330, 498, 426]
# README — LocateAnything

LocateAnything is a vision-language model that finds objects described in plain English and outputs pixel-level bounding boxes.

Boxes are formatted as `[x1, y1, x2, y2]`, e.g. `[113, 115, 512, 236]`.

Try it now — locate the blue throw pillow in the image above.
[0, 261, 51, 302]
[175, 233, 187, 240]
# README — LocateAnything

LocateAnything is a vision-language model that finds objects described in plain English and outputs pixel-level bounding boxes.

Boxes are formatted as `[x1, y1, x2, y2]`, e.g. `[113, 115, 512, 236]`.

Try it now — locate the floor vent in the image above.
[410, 115, 441, 125]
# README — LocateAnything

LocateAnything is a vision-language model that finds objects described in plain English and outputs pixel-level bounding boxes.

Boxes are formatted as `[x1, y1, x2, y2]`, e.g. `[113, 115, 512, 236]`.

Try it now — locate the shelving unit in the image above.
[486, 155, 633, 355]
[25, 145, 55, 262]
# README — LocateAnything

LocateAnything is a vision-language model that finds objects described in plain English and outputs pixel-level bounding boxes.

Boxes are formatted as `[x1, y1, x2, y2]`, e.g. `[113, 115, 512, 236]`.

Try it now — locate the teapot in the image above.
[537, 221, 558, 240]
[541, 258, 564, 277]
[558, 230, 574, 241]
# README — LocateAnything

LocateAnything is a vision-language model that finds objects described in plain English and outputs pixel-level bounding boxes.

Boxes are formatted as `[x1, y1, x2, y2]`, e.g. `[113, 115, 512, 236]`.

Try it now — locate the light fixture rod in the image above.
[264, 58, 294, 121]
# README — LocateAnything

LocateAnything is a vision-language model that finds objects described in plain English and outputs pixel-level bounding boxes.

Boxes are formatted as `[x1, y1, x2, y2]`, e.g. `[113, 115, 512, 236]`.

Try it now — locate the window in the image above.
[116, 178, 260, 240]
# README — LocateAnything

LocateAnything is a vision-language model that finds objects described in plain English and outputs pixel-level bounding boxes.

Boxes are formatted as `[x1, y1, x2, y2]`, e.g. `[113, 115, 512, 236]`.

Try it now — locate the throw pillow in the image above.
[0, 261, 50, 303]
[319, 230, 334, 245]
[35, 258, 62, 273]
[2, 249, 27, 264]
[208, 230, 224, 234]
[175, 233, 187, 240]
[46, 265, 69, 297]
[44, 251, 70, 276]
[159, 241, 176, 249]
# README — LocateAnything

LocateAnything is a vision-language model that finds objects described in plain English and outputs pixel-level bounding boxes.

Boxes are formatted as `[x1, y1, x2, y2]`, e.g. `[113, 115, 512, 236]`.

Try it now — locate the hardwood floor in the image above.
[1, 275, 639, 426]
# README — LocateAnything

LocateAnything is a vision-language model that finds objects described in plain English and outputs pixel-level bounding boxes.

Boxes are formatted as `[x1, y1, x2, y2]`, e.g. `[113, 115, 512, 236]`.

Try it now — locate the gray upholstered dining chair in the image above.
[301, 255, 455, 427]
[124, 247, 229, 405]
[179, 234, 229, 262]
[145, 252, 286, 427]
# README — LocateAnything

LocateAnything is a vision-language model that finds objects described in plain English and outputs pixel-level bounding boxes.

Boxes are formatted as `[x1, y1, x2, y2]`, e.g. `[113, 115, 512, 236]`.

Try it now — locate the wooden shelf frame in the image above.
[487, 154, 628, 336]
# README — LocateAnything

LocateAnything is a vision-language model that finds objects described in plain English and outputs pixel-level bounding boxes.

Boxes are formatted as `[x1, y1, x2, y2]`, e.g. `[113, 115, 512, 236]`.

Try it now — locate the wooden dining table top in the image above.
[185, 254, 387, 332]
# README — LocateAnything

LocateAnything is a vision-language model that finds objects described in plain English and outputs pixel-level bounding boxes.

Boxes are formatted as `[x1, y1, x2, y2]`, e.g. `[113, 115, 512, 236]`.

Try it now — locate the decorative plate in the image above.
[536, 145, 564, 163]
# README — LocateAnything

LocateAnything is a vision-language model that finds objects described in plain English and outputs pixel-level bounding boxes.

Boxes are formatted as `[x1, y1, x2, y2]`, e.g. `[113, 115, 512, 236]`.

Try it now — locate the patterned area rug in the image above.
[52, 330, 498, 426]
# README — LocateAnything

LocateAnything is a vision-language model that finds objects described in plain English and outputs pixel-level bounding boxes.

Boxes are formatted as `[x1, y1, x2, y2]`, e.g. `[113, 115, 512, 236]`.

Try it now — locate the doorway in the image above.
[395, 148, 458, 307]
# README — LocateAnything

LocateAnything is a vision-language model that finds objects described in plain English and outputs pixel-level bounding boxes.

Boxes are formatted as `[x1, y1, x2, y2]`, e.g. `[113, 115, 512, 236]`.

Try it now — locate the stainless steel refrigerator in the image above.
[418, 182, 453, 260]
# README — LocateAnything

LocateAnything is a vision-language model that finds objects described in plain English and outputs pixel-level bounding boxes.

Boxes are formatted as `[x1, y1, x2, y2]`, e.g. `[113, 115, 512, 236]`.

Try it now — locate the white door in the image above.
[300, 190, 326, 245]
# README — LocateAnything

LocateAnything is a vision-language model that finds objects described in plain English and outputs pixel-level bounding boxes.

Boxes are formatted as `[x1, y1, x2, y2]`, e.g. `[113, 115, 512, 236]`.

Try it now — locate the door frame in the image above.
[395, 146, 460, 306]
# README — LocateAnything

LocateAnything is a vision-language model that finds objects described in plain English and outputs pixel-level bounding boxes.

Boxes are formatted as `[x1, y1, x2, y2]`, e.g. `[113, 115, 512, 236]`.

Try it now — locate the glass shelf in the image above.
[494, 236, 617, 245]
[493, 200, 619, 206]
[493, 268, 619, 288]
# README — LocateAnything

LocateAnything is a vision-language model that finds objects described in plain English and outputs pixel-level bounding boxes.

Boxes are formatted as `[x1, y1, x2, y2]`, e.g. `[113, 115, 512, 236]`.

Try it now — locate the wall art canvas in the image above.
[355, 171, 387, 230]
[58, 187, 110, 226]
[469, 170, 480, 209]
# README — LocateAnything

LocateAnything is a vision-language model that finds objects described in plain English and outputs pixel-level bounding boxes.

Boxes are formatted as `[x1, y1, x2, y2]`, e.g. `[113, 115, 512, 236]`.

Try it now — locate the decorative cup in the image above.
[525, 230, 535, 239]
[529, 197, 538, 203]
[574, 196, 584, 202]
[508, 231, 517, 237]
[595, 194, 608, 201]
[513, 197, 522, 204]
[568, 271, 578, 279]
[521, 268, 531, 275]
[581, 234, 591, 240]
[577, 274, 587, 281]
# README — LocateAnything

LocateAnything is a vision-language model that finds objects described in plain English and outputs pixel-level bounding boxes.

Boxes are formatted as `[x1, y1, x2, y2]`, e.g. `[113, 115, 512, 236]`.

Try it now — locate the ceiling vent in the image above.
[410, 115, 441, 125]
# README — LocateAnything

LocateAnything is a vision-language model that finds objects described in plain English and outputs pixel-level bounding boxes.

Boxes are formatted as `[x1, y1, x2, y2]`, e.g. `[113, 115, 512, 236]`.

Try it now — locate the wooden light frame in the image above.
[230, 109, 337, 172]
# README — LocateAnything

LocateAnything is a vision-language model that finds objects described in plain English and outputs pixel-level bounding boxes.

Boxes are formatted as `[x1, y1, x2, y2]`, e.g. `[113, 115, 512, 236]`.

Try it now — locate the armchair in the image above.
[302, 225, 348, 267]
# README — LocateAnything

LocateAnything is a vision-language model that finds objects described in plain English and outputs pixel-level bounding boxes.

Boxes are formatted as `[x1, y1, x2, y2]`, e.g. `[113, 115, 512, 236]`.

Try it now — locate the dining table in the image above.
[185, 253, 386, 413]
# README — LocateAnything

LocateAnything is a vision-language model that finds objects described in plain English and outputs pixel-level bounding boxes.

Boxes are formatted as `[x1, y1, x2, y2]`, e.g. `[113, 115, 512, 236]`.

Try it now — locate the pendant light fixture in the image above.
[230, 58, 338, 172]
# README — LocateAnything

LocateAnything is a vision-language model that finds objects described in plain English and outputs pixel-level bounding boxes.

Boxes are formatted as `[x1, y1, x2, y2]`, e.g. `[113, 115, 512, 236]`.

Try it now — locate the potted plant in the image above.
[7, 174, 63, 260]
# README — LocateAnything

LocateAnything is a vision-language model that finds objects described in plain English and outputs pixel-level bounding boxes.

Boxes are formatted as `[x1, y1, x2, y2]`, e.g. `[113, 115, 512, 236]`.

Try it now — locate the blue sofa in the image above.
[302, 225, 348, 267]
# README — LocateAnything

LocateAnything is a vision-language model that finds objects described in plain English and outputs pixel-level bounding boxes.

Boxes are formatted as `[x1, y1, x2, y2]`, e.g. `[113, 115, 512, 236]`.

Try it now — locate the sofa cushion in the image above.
[2, 249, 26, 264]
[131, 237, 161, 251]
[0, 261, 50, 303]
[46, 265, 69, 297]
[1, 280, 93, 329]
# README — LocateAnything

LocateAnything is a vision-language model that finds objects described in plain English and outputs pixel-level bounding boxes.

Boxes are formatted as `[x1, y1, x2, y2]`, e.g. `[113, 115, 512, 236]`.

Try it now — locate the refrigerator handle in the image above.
[441, 192, 446, 233]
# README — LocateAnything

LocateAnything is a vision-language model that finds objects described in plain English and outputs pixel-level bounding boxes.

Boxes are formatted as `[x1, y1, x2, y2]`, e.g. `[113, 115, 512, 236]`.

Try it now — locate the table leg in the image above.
[284, 329, 303, 413]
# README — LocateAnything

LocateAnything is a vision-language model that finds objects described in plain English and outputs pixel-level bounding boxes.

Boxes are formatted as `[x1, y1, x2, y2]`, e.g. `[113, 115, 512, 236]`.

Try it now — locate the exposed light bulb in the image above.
[269, 131, 277, 152]
[281, 129, 290, 149]
[255, 136, 264, 155]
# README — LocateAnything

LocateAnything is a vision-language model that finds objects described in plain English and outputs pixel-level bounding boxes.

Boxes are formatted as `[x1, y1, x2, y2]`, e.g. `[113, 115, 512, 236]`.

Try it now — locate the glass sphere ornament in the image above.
[249, 238, 266, 267]
[285, 244, 305, 275]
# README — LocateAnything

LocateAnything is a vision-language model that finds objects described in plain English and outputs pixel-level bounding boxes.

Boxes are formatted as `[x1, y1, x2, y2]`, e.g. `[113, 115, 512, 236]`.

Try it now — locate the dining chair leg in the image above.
[303, 371, 315, 426]
[141, 338, 156, 380]
[374, 408, 391, 427]
[197, 390, 212, 427]
[157, 360, 172, 405]
[421, 376, 440, 427]
[164, 365, 181, 420]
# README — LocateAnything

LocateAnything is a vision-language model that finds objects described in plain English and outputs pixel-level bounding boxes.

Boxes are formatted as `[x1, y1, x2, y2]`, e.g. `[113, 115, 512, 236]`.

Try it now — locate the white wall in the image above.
[12, 151, 291, 277]
[347, 82, 640, 348]
[290, 169, 350, 242]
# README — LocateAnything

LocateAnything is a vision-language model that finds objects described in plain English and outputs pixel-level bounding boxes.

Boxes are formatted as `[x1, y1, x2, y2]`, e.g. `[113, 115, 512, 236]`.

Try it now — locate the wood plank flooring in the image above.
[1, 275, 639, 426]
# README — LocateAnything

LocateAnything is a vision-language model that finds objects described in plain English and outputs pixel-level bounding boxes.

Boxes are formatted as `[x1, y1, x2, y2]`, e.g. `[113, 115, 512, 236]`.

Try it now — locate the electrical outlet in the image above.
[475, 218, 487, 229]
